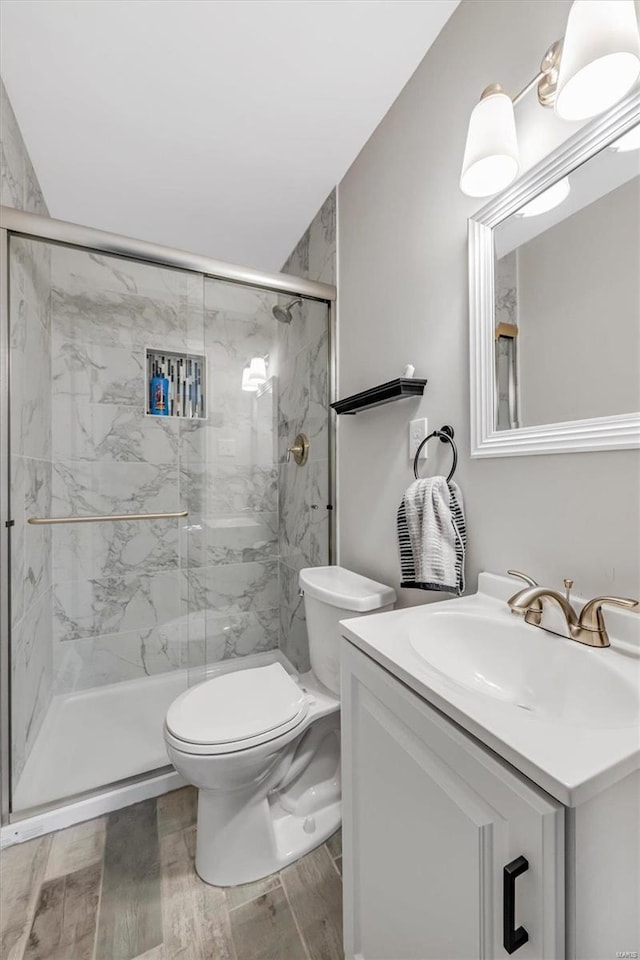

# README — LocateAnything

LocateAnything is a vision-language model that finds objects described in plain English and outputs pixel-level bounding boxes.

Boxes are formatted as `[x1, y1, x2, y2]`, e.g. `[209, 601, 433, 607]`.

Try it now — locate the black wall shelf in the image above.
[331, 377, 427, 415]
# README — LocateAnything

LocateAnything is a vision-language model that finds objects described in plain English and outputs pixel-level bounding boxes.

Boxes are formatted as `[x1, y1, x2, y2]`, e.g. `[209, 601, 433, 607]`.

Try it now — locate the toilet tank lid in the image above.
[299, 566, 396, 612]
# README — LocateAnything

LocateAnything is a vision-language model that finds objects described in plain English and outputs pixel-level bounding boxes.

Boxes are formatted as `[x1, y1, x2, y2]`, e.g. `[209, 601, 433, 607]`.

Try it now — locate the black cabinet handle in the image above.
[503, 855, 529, 954]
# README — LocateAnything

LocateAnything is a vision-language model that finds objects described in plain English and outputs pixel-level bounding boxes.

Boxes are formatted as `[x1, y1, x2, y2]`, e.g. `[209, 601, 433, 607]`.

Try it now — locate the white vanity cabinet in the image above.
[341, 641, 565, 960]
[341, 575, 640, 960]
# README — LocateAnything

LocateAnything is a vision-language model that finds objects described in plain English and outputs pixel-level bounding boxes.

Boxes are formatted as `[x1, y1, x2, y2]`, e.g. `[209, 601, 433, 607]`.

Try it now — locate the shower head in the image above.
[272, 297, 302, 324]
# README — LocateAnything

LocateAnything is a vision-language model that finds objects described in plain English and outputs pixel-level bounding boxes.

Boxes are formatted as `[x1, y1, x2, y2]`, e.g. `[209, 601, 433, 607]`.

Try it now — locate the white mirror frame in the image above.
[469, 88, 640, 458]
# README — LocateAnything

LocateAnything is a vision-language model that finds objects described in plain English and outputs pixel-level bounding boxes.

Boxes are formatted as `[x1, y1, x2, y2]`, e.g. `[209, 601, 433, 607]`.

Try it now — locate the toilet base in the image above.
[270, 795, 342, 873]
[195, 791, 341, 887]
[195, 710, 341, 887]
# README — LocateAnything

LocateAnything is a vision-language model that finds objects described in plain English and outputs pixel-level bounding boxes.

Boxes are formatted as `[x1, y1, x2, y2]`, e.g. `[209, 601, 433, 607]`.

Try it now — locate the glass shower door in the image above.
[181, 279, 331, 679]
[8, 236, 205, 814]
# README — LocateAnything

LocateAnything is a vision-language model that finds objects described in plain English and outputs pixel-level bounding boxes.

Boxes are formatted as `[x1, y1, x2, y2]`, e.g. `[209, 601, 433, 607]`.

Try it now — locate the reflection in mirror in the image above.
[493, 122, 640, 431]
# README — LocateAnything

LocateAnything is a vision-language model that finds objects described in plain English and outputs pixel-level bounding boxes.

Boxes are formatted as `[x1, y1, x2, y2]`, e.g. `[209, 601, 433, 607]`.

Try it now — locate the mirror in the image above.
[469, 92, 640, 457]
[494, 125, 639, 431]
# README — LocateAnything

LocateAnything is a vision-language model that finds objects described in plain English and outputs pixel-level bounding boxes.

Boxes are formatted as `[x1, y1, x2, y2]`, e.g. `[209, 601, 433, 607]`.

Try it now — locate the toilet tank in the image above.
[299, 566, 396, 696]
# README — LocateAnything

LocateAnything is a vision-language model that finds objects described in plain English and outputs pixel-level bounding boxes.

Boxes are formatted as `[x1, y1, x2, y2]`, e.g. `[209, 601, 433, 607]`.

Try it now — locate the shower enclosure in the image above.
[0, 207, 336, 826]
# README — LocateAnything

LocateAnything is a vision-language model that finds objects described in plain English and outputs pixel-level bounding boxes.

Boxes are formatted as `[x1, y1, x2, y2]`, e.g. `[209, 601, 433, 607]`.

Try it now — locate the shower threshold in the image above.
[12, 649, 289, 815]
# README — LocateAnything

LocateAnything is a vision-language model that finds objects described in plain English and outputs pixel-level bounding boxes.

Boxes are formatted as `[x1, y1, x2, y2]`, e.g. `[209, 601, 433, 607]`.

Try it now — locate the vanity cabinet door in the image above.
[341, 641, 564, 960]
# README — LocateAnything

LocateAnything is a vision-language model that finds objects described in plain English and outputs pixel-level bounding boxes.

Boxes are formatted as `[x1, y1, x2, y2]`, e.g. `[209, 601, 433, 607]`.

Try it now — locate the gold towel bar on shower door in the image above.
[27, 510, 189, 525]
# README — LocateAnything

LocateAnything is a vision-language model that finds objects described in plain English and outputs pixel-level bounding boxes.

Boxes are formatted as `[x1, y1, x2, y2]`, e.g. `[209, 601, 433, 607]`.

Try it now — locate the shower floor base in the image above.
[12, 651, 288, 814]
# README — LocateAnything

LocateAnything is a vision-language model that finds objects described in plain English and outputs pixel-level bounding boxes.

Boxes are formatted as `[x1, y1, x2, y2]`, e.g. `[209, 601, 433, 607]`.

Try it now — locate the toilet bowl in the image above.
[165, 565, 396, 886]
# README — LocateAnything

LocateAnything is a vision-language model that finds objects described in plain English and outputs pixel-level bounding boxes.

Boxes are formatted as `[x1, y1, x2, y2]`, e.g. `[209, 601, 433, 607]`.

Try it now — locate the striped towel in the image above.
[397, 477, 466, 595]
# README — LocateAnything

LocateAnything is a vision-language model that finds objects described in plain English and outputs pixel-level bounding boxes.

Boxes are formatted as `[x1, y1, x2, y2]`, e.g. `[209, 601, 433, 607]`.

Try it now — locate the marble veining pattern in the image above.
[52, 461, 180, 517]
[53, 340, 145, 406]
[50, 246, 186, 302]
[53, 517, 180, 583]
[54, 622, 185, 693]
[279, 562, 311, 673]
[182, 560, 279, 617]
[50, 288, 186, 352]
[48, 245, 190, 696]
[53, 569, 182, 644]
[281, 188, 336, 287]
[278, 189, 335, 670]
[11, 588, 54, 778]
[200, 606, 280, 664]
[180, 462, 277, 516]
[495, 250, 518, 328]
[52, 397, 180, 464]
[3, 77, 54, 788]
[181, 513, 278, 567]
[10, 455, 26, 629]
[23, 458, 53, 612]
[46, 260, 292, 698]
[277, 342, 311, 464]
[1, 78, 49, 217]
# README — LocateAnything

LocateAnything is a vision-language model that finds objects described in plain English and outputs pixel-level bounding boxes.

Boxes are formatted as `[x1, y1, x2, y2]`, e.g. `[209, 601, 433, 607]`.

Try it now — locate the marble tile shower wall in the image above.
[2, 77, 53, 785]
[184, 279, 279, 671]
[10, 239, 53, 787]
[279, 189, 336, 671]
[49, 247, 206, 692]
[495, 251, 518, 328]
[49, 253, 282, 692]
[1, 78, 48, 215]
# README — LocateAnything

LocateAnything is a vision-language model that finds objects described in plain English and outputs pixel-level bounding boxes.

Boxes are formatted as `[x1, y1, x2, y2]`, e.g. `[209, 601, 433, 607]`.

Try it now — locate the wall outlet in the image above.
[218, 438, 236, 457]
[409, 418, 428, 460]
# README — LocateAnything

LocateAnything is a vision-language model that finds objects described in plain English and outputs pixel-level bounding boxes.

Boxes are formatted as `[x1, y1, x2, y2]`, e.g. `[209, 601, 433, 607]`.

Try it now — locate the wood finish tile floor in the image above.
[0, 788, 343, 960]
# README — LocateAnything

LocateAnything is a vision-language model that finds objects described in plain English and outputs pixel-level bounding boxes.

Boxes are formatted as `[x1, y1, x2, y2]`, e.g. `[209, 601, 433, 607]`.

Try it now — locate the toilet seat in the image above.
[165, 662, 310, 756]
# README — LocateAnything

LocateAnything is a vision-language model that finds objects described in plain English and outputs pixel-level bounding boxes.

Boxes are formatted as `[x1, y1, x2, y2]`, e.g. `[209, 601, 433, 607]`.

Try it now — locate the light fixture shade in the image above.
[517, 177, 571, 217]
[460, 90, 519, 197]
[247, 356, 267, 384]
[555, 0, 640, 121]
[241, 366, 258, 392]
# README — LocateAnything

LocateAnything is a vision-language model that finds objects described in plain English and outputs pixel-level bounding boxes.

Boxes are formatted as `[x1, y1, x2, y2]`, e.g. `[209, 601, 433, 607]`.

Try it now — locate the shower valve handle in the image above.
[287, 433, 310, 466]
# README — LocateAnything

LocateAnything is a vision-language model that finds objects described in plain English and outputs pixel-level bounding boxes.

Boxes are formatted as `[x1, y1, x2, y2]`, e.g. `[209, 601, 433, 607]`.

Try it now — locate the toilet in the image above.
[164, 565, 396, 886]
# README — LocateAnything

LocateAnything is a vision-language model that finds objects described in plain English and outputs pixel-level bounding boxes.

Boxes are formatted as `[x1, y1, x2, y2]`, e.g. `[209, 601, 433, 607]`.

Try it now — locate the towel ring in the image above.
[413, 425, 457, 483]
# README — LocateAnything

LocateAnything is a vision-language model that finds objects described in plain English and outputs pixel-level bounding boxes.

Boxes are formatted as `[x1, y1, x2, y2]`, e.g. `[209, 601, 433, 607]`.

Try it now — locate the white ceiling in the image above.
[1, 0, 459, 273]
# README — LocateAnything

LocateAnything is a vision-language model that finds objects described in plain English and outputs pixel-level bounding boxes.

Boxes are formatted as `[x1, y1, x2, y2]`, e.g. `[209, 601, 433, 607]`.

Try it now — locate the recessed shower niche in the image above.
[146, 347, 206, 418]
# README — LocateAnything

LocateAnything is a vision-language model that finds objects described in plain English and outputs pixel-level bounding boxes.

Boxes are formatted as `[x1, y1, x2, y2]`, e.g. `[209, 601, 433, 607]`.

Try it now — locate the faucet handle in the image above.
[578, 596, 639, 646]
[507, 570, 538, 587]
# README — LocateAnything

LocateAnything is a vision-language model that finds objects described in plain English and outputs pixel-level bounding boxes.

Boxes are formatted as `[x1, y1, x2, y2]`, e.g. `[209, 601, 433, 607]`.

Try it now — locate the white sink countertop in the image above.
[340, 572, 640, 807]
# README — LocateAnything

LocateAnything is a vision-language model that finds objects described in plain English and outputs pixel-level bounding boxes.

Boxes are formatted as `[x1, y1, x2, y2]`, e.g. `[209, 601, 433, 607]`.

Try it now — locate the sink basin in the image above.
[408, 608, 639, 728]
[340, 572, 640, 805]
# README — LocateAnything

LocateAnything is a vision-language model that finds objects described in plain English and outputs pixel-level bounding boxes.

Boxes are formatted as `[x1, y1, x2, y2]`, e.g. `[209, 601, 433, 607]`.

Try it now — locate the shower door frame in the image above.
[0, 205, 337, 828]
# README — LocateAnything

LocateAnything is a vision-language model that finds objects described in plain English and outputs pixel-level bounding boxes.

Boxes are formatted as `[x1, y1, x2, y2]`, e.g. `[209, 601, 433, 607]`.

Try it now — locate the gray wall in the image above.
[1, 78, 54, 787]
[337, 0, 640, 602]
[279, 190, 336, 670]
[517, 176, 640, 425]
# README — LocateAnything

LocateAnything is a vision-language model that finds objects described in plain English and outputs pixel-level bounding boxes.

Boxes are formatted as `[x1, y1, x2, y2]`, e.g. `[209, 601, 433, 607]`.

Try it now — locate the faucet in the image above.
[506, 570, 638, 648]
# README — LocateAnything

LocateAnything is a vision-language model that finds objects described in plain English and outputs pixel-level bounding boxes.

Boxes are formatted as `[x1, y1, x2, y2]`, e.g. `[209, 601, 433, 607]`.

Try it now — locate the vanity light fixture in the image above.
[241, 365, 259, 392]
[516, 177, 571, 217]
[247, 356, 268, 385]
[460, 85, 519, 197]
[460, 0, 640, 198]
[555, 0, 640, 121]
[242, 355, 269, 391]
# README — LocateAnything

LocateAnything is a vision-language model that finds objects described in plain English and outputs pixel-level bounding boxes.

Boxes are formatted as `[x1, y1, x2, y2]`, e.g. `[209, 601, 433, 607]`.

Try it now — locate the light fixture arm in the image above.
[484, 39, 563, 108]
